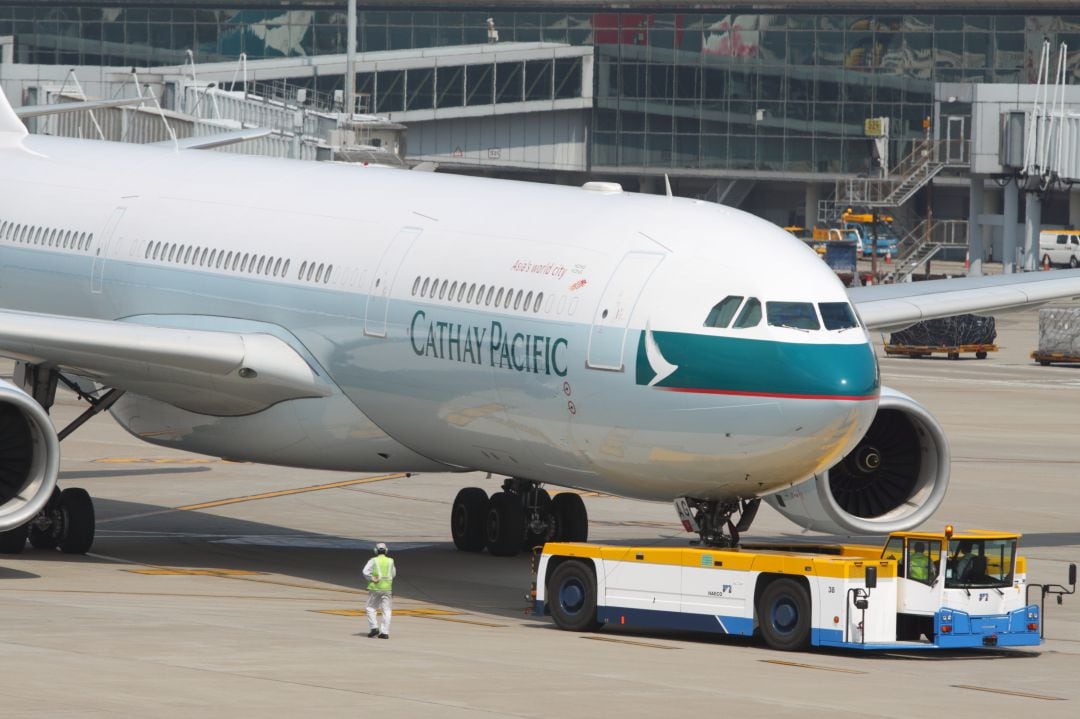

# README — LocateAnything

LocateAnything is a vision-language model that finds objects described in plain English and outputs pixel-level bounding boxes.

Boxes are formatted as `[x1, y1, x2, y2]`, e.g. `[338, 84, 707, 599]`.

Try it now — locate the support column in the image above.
[345, 0, 357, 116]
[804, 183, 821, 227]
[968, 174, 985, 276]
[1024, 191, 1042, 271]
[1002, 178, 1019, 273]
[1070, 187, 1080, 229]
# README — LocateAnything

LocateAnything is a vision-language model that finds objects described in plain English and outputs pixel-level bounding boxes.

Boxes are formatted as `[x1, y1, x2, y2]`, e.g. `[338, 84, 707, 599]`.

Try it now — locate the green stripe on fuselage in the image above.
[635, 330, 879, 398]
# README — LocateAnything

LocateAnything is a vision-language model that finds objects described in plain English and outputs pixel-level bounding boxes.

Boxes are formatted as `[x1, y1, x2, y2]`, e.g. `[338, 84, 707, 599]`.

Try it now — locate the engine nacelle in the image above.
[0, 379, 60, 531]
[764, 386, 950, 535]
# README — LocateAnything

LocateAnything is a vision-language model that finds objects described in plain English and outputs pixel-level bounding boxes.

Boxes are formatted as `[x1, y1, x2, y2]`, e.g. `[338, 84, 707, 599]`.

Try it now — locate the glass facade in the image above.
[3, 5, 1080, 175]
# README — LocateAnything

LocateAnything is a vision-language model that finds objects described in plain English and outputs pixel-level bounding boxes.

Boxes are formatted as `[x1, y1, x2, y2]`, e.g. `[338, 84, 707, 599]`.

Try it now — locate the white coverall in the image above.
[363, 554, 396, 635]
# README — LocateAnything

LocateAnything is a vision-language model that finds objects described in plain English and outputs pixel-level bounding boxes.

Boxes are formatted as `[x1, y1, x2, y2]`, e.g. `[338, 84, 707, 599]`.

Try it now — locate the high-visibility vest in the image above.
[909, 552, 929, 581]
[367, 555, 394, 592]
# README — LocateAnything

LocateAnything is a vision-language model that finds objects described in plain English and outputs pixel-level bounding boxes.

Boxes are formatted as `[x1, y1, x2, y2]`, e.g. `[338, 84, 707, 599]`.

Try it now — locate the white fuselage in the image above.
[0, 135, 879, 501]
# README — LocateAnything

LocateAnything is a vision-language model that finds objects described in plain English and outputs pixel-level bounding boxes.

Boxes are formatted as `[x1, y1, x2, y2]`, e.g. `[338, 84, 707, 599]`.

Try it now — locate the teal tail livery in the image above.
[3, 82, 1080, 556]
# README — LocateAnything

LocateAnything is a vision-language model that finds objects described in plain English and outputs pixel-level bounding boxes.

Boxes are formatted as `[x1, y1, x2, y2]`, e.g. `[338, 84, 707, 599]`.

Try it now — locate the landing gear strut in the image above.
[0, 364, 119, 555]
[675, 497, 760, 548]
[451, 477, 588, 557]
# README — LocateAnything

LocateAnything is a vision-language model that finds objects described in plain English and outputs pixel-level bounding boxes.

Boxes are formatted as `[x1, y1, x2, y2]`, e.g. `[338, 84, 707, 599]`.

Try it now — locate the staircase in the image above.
[838, 138, 965, 209]
[881, 219, 969, 283]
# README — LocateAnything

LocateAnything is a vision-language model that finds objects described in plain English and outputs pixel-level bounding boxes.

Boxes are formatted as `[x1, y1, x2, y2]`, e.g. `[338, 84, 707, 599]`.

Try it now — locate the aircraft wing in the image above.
[849, 270, 1080, 332]
[0, 309, 331, 416]
[14, 97, 147, 118]
[152, 127, 273, 150]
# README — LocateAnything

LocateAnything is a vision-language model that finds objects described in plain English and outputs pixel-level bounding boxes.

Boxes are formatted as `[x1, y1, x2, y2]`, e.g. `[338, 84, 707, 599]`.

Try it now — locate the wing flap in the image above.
[849, 270, 1080, 331]
[0, 310, 331, 416]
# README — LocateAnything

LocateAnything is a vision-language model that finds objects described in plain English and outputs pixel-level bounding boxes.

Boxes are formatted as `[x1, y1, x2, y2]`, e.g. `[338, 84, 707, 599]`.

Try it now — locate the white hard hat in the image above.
[375, 542, 388, 554]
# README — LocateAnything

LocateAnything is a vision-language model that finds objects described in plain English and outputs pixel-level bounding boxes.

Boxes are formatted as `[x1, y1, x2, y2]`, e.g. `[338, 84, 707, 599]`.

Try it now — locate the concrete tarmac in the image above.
[1, 304, 1079, 718]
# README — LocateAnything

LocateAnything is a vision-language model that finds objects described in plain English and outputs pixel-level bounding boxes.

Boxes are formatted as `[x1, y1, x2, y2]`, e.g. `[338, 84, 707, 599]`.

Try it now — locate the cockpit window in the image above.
[733, 297, 761, 328]
[819, 302, 858, 330]
[704, 295, 744, 328]
[766, 301, 820, 331]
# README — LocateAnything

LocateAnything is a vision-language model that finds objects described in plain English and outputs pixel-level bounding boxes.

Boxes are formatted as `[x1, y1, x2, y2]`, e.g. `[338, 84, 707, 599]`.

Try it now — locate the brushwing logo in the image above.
[643, 323, 678, 386]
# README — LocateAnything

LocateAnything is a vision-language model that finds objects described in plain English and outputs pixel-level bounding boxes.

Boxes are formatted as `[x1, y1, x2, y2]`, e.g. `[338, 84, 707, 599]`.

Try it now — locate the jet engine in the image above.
[0, 379, 60, 532]
[764, 386, 950, 535]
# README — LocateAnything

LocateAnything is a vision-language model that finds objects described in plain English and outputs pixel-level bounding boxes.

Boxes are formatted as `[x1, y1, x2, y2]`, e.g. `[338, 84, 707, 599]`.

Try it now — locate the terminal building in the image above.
[3, 1, 1080, 275]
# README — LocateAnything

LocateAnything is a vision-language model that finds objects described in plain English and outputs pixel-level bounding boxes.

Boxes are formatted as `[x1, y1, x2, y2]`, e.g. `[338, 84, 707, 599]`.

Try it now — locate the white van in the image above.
[1039, 230, 1080, 268]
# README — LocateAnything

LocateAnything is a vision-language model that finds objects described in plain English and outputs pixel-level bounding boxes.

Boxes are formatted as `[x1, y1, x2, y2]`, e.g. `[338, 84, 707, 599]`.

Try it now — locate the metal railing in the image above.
[839, 138, 969, 209]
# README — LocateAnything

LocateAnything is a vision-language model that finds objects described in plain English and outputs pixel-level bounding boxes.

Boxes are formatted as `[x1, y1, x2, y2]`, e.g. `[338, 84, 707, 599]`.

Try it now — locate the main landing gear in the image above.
[674, 497, 761, 548]
[0, 364, 121, 555]
[451, 478, 588, 557]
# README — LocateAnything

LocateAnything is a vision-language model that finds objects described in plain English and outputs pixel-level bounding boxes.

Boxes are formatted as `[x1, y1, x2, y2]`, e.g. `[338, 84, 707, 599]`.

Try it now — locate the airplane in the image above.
[2, 84, 1079, 557]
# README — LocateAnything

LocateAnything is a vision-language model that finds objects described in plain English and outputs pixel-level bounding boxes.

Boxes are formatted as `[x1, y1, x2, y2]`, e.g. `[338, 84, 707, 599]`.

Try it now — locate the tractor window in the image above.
[945, 538, 1015, 589]
[905, 539, 941, 587]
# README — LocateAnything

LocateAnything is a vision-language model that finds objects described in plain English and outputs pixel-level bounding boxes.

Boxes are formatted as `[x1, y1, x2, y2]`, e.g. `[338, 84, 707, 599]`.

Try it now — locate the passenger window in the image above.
[449, 281, 458, 299]
[145, 243, 153, 259]
[524, 291, 533, 310]
[241, 254, 251, 272]
[185, 246, 194, 264]
[504, 289, 514, 309]
[467, 283, 476, 303]
[274, 258, 283, 276]
[704, 295, 744, 328]
[818, 302, 858, 330]
[325, 265, 332, 283]
[534, 292, 543, 313]
[257, 256, 266, 274]
[282, 259, 290, 277]
[733, 298, 761, 328]
[209, 249, 218, 267]
[766, 301, 820, 331]
[412, 276, 421, 296]
[315, 264, 324, 283]
[513, 290, 523, 310]
[438, 280, 448, 299]
[485, 286, 495, 305]
[234, 253, 242, 272]
[306, 262, 315, 281]
[421, 277, 430, 295]
[168, 244, 177, 262]
[457, 283, 466, 302]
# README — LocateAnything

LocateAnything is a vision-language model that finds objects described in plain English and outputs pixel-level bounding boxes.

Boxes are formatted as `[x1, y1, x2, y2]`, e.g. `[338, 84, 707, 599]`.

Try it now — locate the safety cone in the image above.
[1044, 254, 1051, 271]
[964, 251, 969, 269]
[885, 248, 892, 264]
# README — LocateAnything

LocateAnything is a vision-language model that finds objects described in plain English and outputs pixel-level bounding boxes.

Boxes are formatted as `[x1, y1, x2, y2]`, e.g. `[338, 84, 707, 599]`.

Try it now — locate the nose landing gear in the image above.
[674, 497, 760, 548]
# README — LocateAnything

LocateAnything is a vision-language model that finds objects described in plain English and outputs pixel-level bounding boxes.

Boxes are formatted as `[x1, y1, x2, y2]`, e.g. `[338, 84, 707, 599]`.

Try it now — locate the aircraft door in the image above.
[586, 251, 664, 371]
[91, 206, 126, 294]
[364, 227, 421, 338]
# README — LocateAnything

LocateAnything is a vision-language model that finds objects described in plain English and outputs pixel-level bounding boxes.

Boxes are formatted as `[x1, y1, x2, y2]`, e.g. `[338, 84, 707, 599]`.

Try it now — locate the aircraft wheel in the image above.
[57, 488, 95, 555]
[551, 493, 588, 543]
[548, 560, 600, 632]
[758, 578, 811, 651]
[0, 523, 29, 554]
[451, 487, 489, 552]
[485, 491, 524, 557]
[975, 351, 988, 360]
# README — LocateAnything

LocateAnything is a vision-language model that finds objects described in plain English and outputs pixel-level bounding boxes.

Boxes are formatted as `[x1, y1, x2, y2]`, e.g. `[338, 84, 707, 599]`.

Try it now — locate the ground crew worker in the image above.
[908, 541, 930, 583]
[363, 542, 395, 638]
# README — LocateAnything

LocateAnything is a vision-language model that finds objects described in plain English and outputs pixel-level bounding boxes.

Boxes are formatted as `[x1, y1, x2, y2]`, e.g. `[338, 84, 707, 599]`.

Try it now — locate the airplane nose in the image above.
[773, 340, 879, 401]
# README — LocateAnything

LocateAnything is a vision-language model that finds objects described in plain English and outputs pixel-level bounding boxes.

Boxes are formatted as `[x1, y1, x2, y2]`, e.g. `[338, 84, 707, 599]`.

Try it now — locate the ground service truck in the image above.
[535, 528, 1070, 651]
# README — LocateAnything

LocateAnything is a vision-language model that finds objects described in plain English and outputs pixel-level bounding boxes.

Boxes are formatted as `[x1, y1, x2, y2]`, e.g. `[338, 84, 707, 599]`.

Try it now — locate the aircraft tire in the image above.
[547, 560, 600, 632]
[29, 525, 58, 550]
[451, 487, 489, 552]
[757, 578, 811, 651]
[0, 522, 29, 554]
[551, 493, 588, 543]
[57, 488, 95, 555]
[485, 491, 524, 557]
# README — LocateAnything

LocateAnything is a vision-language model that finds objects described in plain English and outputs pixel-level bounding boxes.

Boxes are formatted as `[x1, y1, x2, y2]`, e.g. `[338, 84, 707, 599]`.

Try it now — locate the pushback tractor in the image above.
[534, 527, 1075, 651]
